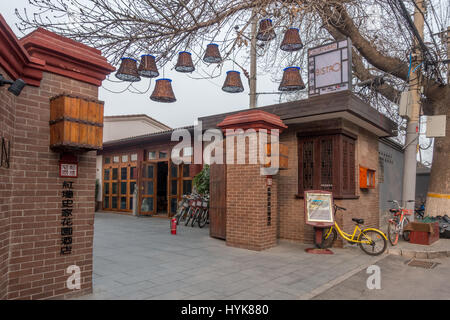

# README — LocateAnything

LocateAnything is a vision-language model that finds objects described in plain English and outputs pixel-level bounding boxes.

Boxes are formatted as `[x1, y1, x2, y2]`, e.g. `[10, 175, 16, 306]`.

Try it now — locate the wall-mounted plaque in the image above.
[304, 190, 334, 227]
[308, 38, 352, 97]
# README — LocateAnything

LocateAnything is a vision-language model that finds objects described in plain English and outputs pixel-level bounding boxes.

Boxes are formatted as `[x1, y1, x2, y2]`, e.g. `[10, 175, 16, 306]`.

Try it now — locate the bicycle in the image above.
[174, 195, 191, 225]
[197, 195, 209, 228]
[185, 194, 202, 226]
[317, 204, 388, 256]
[387, 200, 414, 246]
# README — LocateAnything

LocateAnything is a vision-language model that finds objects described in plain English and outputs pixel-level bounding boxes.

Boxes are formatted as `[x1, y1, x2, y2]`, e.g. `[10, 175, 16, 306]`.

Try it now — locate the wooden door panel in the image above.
[209, 164, 226, 240]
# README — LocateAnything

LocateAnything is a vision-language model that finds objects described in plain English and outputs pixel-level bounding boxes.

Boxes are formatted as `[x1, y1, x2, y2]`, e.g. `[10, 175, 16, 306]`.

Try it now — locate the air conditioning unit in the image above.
[399, 91, 412, 118]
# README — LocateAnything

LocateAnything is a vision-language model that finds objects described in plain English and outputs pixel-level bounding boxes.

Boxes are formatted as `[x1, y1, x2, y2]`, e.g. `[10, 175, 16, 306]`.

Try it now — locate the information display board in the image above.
[304, 190, 335, 227]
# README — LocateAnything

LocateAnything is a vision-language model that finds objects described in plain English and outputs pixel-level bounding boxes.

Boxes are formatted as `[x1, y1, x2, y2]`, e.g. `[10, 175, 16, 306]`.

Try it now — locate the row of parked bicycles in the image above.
[174, 193, 210, 228]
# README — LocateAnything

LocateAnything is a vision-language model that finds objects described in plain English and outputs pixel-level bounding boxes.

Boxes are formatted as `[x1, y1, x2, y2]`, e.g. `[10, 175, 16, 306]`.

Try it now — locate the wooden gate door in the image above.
[209, 164, 227, 240]
[139, 161, 157, 215]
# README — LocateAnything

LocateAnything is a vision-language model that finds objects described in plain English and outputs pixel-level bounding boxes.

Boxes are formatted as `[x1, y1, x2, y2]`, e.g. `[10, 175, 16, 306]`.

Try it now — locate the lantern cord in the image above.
[129, 79, 152, 94]
[101, 82, 133, 94]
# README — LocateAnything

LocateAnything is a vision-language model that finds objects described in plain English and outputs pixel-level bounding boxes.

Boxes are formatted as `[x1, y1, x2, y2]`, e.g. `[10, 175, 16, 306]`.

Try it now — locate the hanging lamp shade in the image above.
[138, 54, 159, 78]
[279, 67, 305, 91]
[203, 43, 222, 63]
[150, 78, 176, 103]
[280, 28, 303, 51]
[175, 51, 195, 73]
[115, 57, 141, 82]
[256, 19, 276, 41]
[222, 71, 244, 93]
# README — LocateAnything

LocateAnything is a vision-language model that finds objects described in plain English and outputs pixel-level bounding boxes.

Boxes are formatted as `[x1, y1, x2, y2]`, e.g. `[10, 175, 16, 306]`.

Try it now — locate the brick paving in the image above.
[78, 212, 385, 300]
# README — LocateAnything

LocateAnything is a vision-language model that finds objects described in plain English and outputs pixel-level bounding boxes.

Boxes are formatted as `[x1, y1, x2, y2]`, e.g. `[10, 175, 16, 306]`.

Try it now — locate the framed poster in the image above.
[304, 190, 334, 227]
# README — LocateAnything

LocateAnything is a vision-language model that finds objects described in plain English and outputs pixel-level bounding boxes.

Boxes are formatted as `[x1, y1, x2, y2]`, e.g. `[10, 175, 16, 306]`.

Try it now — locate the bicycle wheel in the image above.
[191, 208, 201, 227]
[402, 217, 411, 241]
[198, 209, 208, 228]
[176, 207, 187, 225]
[387, 220, 399, 246]
[185, 208, 194, 226]
[315, 227, 337, 249]
[358, 229, 387, 256]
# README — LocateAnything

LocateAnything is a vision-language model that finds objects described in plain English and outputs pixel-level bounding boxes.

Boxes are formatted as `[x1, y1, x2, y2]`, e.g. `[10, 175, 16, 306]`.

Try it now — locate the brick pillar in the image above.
[217, 110, 287, 251]
[0, 17, 114, 299]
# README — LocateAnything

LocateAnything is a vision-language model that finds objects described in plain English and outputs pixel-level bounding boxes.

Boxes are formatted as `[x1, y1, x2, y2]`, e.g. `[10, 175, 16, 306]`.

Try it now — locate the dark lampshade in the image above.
[150, 78, 176, 103]
[279, 67, 305, 91]
[280, 28, 303, 52]
[222, 71, 244, 93]
[115, 57, 141, 82]
[175, 51, 195, 73]
[203, 43, 222, 63]
[256, 19, 276, 41]
[138, 55, 159, 78]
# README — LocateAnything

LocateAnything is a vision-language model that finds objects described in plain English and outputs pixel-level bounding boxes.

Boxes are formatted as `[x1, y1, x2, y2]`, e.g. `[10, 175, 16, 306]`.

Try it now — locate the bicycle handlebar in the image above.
[334, 204, 347, 211]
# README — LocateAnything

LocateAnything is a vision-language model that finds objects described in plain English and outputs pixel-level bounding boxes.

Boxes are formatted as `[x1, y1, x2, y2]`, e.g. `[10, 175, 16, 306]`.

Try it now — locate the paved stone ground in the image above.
[313, 254, 450, 300]
[78, 212, 386, 300]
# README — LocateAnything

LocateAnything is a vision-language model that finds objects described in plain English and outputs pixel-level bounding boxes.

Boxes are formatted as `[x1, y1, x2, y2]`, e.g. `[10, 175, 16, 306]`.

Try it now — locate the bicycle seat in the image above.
[352, 218, 364, 224]
[389, 209, 399, 213]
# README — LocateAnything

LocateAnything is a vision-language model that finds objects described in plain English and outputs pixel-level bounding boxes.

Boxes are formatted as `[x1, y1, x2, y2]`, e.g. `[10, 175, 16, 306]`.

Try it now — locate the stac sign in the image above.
[308, 38, 352, 97]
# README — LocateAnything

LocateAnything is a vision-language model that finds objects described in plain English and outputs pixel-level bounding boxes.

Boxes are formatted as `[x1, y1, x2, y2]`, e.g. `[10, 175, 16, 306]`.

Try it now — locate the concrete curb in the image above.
[299, 254, 387, 300]
[387, 247, 450, 259]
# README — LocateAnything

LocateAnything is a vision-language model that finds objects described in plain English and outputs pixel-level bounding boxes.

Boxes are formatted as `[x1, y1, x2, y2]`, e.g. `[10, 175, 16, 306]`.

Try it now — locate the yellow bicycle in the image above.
[316, 204, 388, 256]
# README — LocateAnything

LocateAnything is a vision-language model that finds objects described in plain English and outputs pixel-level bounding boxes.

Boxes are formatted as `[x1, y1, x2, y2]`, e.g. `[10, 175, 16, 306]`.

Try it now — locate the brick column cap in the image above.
[20, 28, 115, 86]
[217, 109, 288, 134]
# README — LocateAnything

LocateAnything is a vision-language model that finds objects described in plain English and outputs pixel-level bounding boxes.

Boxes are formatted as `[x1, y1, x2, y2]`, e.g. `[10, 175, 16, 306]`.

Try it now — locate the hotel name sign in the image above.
[308, 38, 352, 97]
[1, 137, 10, 169]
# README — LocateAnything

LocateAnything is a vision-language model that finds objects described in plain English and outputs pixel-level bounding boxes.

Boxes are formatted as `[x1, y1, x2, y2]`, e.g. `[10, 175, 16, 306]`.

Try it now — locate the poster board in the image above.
[304, 190, 335, 227]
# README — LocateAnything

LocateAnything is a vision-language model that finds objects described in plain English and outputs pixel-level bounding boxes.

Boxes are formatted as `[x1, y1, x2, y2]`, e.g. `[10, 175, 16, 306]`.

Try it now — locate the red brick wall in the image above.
[1, 71, 99, 299]
[225, 134, 278, 251]
[277, 119, 380, 245]
[0, 66, 15, 299]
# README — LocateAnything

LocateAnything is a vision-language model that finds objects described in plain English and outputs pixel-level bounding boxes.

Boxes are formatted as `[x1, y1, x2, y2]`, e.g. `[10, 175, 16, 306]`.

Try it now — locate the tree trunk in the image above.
[425, 86, 450, 217]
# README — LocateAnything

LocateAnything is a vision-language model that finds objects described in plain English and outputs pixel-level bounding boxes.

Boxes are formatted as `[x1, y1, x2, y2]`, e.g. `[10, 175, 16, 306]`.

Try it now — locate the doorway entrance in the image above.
[156, 161, 168, 215]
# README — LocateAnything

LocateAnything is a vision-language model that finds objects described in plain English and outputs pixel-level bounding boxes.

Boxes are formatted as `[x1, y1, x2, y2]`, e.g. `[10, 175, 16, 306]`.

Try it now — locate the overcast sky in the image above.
[1, 1, 281, 129]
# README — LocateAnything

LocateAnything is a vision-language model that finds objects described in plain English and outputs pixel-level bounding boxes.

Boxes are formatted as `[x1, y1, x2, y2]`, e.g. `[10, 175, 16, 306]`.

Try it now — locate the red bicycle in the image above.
[387, 200, 414, 246]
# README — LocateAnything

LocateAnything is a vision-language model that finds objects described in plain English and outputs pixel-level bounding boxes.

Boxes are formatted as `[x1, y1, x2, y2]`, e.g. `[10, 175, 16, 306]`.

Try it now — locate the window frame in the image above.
[297, 130, 358, 199]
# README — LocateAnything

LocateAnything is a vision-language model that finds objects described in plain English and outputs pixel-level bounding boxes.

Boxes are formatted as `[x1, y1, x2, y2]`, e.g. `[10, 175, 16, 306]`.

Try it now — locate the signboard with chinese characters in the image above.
[304, 190, 335, 227]
[308, 38, 352, 97]
[59, 153, 78, 178]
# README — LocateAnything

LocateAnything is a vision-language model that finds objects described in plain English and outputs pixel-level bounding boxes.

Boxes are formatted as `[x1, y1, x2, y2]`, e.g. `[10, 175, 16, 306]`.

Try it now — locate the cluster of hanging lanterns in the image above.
[114, 18, 306, 103]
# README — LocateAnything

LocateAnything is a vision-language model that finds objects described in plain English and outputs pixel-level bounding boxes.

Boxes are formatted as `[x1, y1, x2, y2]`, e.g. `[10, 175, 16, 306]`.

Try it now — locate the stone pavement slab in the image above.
[313, 254, 450, 300]
[75, 212, 388, 300]
[387, 238, 450, 259]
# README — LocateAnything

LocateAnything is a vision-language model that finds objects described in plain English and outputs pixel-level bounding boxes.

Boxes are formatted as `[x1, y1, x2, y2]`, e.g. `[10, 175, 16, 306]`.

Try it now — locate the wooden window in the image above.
[298, 132, 356, 199]
[121, 155, 128, 163]
[148, 151, 157, 160]
[131, 153, 138, 161]
[104, 157, 111, 164]
[113, 156, 120, 163]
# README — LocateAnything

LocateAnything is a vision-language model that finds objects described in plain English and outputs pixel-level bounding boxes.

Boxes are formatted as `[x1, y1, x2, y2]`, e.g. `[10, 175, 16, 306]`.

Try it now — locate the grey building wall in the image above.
[378, 139, 404, 229]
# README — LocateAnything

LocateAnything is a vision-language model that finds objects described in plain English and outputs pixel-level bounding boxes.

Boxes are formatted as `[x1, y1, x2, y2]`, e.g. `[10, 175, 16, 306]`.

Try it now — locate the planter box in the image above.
[50, 94, 104, 152]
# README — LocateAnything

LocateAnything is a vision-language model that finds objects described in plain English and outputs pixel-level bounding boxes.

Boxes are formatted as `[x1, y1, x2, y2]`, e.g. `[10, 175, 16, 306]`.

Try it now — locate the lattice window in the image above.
[302, 141, 314, 190]
[298, 133, 356, 198]
[320, 138, 333, 191]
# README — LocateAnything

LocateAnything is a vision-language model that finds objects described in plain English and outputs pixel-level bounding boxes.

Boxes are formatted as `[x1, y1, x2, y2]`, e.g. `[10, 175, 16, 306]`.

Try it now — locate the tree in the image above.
[17, 0, 450, 215]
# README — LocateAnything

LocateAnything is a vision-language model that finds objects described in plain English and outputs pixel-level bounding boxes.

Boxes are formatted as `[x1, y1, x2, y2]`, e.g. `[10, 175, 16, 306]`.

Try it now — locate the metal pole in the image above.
[249, 10, 257, 109]
[402, 0, 426, 215]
